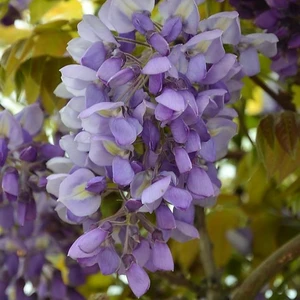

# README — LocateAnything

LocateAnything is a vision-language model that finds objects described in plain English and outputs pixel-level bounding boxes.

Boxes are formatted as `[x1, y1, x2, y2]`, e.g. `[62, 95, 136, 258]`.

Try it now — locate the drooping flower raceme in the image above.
[230, 0, 300, 79]
[0, 104, 93, 299]
[47, 0, 278, 297]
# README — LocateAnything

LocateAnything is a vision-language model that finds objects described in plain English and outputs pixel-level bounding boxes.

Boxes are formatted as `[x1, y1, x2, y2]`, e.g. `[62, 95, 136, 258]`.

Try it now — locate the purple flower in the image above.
[56, 168, 102, 217]
[40, 2, 259, 297]
[123, 254, 150, 298]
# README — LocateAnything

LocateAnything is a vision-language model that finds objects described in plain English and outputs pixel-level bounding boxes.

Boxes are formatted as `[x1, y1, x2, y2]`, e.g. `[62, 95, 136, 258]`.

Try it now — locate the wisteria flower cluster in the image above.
[230, 0, 300, 79]
[47, 0, 278, 297]
[0, 104, 93, 299]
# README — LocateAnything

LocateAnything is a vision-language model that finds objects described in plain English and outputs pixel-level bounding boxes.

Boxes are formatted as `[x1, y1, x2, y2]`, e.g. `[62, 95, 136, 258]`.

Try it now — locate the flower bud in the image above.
[146, 31, 170, 56]
[2, 167, 19, 202]
[132, 12, 154, 34]
[20, 146, 37, 162]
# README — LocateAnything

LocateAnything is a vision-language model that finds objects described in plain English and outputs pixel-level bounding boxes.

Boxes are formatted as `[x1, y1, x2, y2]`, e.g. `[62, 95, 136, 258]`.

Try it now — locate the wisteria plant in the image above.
[1, 0, 300, 299]
[46, 0, 277, 297]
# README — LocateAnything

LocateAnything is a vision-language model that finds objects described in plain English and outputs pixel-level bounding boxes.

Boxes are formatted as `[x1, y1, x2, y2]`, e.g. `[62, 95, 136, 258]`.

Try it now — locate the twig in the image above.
[196, 207, 222, 300]
[225, 150, 245, 160]
[116, 37, 151, 48]
[251, 75, 296, 112]
[232, 234, 300, 300]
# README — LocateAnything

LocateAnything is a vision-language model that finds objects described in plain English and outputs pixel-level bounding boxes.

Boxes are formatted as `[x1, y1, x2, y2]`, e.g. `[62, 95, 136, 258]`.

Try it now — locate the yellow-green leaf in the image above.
[251, 213, 280, 264]
[207, 208, 246, 267]
[170, 239, 199, 271]
[275, 111, 298, 156]
[0, 25, 31, 45]
[32, 30, 72, 57]
[29, 0, 58, 24]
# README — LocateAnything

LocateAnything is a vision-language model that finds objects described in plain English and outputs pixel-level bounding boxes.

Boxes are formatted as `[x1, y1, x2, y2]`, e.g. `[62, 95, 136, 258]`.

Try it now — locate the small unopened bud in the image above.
[146, 31, 170, 56]
[20, 146, 37, 162]
[85, 176, 106, 194]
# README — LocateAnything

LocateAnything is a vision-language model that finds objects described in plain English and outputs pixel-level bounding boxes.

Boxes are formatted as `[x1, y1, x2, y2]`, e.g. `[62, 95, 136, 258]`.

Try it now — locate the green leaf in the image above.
[256, 113, 300, 181]
[170, 239, 199, 271]
[259, 114, 275, 148]
[0, 0, 9, 19]
[29, 0, 59, 24]
[256, 115, 278, 175]
[275, 111, 298, 156]
[40, 57, 72, 113]
[291, 84, 300, 108]
[251, 213, 280, 264]
[245, 164, 269, 207]
[207, 208, 246, 267]
[33, 20, 69, 33]
[17, 57, 47, 104]
[32, 30, 72, 57]
[0, 24, 31, 46]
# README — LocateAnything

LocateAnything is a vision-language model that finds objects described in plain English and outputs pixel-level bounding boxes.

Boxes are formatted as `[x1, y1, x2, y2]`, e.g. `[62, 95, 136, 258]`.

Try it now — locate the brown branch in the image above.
[225, 150, 245, 160]
[232, 234, 300, 300]
[197, 207, 222, 300]
[251, 75, 296, 112]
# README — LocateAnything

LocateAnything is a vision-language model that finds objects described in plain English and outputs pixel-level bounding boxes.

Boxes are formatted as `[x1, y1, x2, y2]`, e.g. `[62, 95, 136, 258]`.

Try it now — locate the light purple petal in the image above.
[173, 147, 192, 174]
[239, 47, 260, 76]
[59, 135, 88, 167]
[126, 263, 150, 298]
[170, 118, 189, 143]
[163, 186, 192, 210]
[243, 33, 278, 57]
[172, 220, 199, 242]
[96, 56, 124, 84]
[161, 16, 182, 42]
[46, 174, 68, 198]
[130, 170, 153, 199]
[0, 110, 23, 148]
[149, 74, 163, 95]
[132, 239, 151, 267]
[60, 97, 85, 130]
[104, 0, 155, 34]
[67, 37, 92, 63]
[199, 11, 241, 45]
[15, 103, 43, 136]
[81, 41, 107, 71]
[201, 54, 237, 85]
[155, 104, 174, 122]
[60, 64, 97, 81]
[159, 0, 199, 35]
[141, 176, 171, 204]
[142, 57, 172, 75]
[155, 204, 176, 230]
[108, 67, 139, 88]
[112, 157, 135, 185]
[152, 241, 174, 271]
[187, 167, 214, 198]
[186, 53, 206, 83]
[207, 117, 237, 159]
[68, 227, 107, 259]
[79, 102, 123, 119]
[182, 29, 225, 64]
[147, 32, 170, 56]
[98, 247, 120, 275]
[110, 118, 137, 146]
[58, 168, 101, 217]
[185, 130, 201, 153]
[156, 88, 185, 112]
[78, 14, 119, 45]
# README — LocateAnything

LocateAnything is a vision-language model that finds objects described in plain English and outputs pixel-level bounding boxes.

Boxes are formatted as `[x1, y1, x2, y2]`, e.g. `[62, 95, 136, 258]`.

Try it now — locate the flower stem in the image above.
[196, 207, 222, 300]
[232, 233, 300, 300]
[116, 37, 151, 48]
[251, 75, 296, 112]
